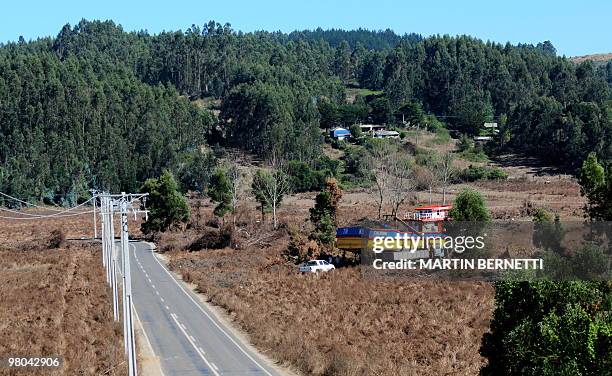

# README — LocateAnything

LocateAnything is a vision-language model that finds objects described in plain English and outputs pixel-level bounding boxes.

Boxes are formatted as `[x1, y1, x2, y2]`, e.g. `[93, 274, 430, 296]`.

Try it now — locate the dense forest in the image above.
[0, 20, 610, 203]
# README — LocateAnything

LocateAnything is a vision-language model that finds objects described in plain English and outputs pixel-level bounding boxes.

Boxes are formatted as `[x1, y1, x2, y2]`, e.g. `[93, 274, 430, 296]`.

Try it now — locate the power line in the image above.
[0, 203, 91, 217]
[0, 196, 95, 220]
[2, 188, 148, 376]
[0, 191, 66, 212]
[0, 209, 96, 220]
[0, 191, 146, 221]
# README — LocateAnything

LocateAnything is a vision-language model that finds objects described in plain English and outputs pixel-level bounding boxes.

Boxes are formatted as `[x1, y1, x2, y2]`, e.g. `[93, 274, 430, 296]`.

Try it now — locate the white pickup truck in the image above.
[299, 260, 335, 273]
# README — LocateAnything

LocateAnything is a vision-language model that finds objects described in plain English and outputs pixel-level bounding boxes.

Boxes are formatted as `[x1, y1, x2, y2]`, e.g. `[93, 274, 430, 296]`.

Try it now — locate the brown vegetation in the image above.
[168, 244, 493, 376]
[0, 216, 128, 375]
[159, 158, 584, 375]
[570, 53, 612, 64]
[0, 151, 582, 376]
[162, 193, 498, 375]
[0, 242, 126, 375]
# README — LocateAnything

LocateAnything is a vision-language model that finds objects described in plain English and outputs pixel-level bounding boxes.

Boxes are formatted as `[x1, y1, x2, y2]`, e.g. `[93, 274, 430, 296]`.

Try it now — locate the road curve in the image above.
[125, 241, 285, 376]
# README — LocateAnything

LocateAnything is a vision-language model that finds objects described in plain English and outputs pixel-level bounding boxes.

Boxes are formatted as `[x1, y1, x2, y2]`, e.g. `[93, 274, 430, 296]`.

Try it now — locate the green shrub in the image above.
[286, 160, 324, 192]
[481, 281, 612, 375]
[414, 147, 437, 166]
[486, 167, 508, 180]
[431, 127, 451, 144]
[458, 149, 490, 162]
[208, 168, 232, 217]
[449, 188, 490, 221]
[341, 145, 374, 186]
[457, 133, 472, 152]
[286, 156, 342, 193]
[460, 165, 507, 181]
[140, 170, 190, 233]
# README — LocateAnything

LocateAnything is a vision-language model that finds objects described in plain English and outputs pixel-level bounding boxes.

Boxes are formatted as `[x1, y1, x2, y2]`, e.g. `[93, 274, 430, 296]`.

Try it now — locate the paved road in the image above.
[122, 241, 284, 376]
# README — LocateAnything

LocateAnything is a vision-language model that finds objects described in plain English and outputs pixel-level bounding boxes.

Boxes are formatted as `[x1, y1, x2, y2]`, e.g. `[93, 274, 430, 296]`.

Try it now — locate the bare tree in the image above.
[418, 163, 439, 204]
[436, 152, 456, 205]
[227, 162, 243, 227]
[369, 140, 415, 219]
[251, 153, 291, 229]
[387, 154, 415, 217]
[373, 162, 390, 219]
[369, 141, 395, 219]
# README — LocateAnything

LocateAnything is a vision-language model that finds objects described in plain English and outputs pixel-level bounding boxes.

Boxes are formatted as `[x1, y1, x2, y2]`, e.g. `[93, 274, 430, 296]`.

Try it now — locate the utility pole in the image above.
[110, 200, 119, 321]
[93, 195, 98, 239]
[90, 189, 99, 239]
[98, 191, 147, 376]
[106, 196, 112, 286]
[101, 195, 108, 283]
[121, 194, 137, 376]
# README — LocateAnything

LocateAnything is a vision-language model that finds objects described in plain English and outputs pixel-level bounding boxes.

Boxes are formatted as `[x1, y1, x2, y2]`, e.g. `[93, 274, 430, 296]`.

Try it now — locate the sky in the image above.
[1, 0, 610, 56]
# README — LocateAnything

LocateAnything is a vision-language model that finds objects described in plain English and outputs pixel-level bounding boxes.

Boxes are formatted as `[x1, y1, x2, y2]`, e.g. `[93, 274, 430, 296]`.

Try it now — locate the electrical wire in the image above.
[0, 204, 92, 217]
[0, 209, 96, 220]
[0, 193, 95, 219]
[0, 191, 68, 212]
[0, 191, 148, 221]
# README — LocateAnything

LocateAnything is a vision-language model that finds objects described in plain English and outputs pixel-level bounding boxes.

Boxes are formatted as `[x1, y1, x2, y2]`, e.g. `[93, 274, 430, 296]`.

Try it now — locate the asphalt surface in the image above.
[121, 241, 284, 376]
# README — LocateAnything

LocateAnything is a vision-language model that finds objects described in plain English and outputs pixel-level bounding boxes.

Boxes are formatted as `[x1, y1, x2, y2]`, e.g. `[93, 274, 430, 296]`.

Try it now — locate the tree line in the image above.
[1, 19, 611, 202]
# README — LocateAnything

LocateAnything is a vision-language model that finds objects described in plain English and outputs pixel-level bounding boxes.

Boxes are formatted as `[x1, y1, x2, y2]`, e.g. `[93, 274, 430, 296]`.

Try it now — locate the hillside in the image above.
[0, 19, 610, 204]
[570, 52, 612, 64]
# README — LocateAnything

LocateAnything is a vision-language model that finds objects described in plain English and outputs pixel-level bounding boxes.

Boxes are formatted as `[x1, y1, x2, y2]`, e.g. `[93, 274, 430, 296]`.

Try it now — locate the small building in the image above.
[483, 122, 499, 134]
[359, 123, 386, 135]
[330, 127, 351, 140]
[374, 130, 400, 139]
[336, 204, 453, 254]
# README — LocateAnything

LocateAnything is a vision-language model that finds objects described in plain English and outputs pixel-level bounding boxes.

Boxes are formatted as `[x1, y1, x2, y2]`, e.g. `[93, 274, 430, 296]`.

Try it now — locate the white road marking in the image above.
[145, 242, 275, 376]
[211, 362, 219, 371]
[133, 303, 165, 376]
[152, 284, 155, 289]
[160, 297, 165, 303]
[199, 347, 206, 355]
[169, 313, 220, 376]
[128, 243, 165, 376]
[165, 305, 169, 310]
[156, 291, 160, 296]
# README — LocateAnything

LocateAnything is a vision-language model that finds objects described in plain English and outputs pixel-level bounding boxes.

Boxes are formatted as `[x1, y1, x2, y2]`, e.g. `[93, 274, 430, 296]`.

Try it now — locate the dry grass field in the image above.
[0, 214, 127, 376]
[0, 161, 585, 376]
[159, 167, 584, 376]
[168, 247, 493, 376]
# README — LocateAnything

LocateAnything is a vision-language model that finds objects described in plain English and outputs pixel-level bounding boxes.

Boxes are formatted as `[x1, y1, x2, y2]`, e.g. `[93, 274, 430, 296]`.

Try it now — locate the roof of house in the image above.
[330, 127, 351, 136]
[330, 126, 347, 131]
[375, 130, 400, 136]
[414, 205, 452, 211]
